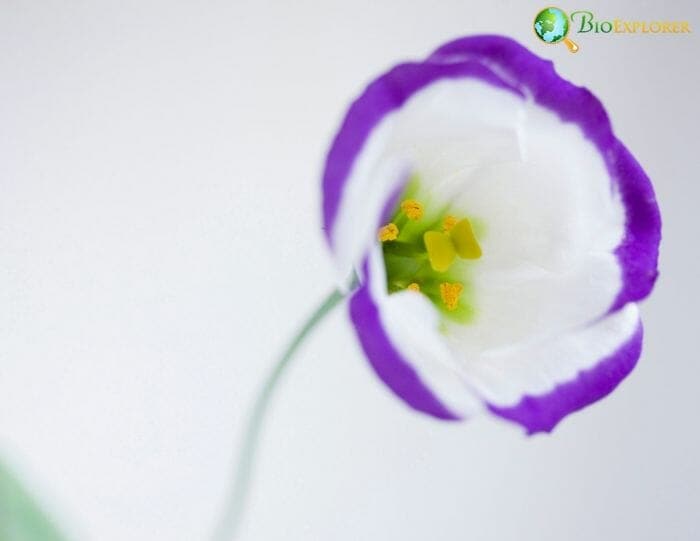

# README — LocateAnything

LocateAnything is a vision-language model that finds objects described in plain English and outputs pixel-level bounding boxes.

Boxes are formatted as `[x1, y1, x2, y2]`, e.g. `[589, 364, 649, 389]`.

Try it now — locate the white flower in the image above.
[322, 35, 660, 433]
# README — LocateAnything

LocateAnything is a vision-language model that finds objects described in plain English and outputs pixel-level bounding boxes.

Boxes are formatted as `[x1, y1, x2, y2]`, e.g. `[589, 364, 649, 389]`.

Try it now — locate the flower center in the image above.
[377, 183, 482, 322]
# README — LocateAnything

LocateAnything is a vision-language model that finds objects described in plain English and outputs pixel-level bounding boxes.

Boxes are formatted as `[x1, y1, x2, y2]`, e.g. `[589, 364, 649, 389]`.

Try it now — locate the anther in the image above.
[401, 199, 424, 221]
[378, 223, 399, 242]
[439, 282, 463, 311]
[407, 282, 420, 292]
[442, 215, 458, 232]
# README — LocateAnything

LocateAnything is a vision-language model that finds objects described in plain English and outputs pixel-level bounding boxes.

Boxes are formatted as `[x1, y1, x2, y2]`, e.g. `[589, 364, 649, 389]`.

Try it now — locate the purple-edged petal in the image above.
[460, 302, 642, 433]
[349, 282, 460, 421]
[489, 320, 643, 434]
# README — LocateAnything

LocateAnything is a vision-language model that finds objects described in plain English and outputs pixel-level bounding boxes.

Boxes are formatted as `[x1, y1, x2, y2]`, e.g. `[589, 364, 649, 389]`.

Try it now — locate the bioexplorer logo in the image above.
[533, 7, 692, 53]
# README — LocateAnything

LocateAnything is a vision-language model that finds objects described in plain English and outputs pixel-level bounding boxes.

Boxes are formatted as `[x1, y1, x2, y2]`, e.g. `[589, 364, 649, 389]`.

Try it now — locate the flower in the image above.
[321, 35, 661, 433]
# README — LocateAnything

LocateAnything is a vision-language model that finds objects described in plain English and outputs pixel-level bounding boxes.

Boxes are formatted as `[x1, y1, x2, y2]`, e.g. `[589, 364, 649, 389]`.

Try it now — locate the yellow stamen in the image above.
[424, 231, 456, 272]
[439, 282, 463, 311]
[401, 199, 424, 220]
[449, 218, 482, 259]
[378, 223, 399, 242]
[442, 215, 458, 232]
[407, 282, 420, 292]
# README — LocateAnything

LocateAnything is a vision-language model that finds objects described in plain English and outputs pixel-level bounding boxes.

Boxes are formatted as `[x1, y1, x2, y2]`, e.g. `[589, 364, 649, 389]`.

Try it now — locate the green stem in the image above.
[211, 287, 347, 540]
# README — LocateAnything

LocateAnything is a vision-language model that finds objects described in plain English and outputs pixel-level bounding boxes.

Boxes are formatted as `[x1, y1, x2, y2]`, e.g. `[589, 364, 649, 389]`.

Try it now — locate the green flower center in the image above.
[379, 181, 483, 323]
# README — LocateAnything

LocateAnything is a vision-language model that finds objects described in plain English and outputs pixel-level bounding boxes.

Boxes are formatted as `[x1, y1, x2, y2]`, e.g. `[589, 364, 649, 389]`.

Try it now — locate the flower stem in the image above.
[211, 287, 348, 541]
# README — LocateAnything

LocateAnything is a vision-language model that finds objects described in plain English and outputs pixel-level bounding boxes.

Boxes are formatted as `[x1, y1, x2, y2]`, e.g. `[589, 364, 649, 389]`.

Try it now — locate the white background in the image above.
[1, 1, 698, 539]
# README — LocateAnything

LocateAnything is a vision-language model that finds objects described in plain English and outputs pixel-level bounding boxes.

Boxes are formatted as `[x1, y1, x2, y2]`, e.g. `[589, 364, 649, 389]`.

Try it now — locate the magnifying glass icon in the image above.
[534, 7, 579, 53]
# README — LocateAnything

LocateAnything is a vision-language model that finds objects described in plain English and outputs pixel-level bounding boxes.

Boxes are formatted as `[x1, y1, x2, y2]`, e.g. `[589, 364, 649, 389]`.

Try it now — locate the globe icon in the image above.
[534, 7, 569, 44]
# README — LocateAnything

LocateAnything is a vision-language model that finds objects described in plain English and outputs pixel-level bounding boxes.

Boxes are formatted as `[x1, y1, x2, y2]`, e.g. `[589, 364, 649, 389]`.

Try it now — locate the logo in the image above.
[534, 7, 579, 52]
[534, 7, 692, 53]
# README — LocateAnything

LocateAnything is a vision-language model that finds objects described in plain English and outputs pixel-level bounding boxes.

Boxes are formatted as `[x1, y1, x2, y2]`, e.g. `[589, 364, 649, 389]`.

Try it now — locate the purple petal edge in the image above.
[488, 321, 644, 435]
[349, 283, 460, 421]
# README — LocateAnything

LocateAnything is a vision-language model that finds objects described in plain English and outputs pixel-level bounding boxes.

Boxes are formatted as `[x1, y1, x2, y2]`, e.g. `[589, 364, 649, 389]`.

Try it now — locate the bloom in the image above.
[321, 35, 660, 433]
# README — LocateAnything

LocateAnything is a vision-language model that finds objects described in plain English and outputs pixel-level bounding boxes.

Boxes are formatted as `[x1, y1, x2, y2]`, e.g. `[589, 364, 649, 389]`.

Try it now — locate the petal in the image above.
[349, 284, 462, 420]
[485, 306, 643, 434]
